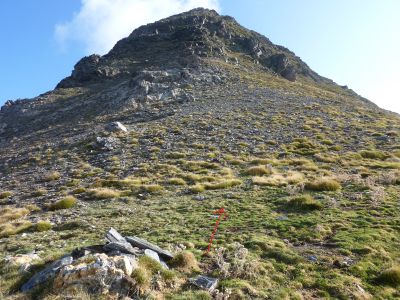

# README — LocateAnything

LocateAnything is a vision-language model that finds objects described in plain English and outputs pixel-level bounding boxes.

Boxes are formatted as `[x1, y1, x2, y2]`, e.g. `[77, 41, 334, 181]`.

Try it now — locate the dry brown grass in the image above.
[88, 188, 121, 199]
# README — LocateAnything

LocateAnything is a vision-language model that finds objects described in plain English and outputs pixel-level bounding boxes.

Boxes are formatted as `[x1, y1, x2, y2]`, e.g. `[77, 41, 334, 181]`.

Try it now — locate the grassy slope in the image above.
[0, 56, 399, 299]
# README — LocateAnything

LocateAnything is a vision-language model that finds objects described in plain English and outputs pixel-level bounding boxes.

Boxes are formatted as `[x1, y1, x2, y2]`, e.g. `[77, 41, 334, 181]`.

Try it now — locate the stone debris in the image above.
[106, 121, 128, 133]
[96, 136, 120, 150]
[20, 228, 174, 293]
[126, 235, 174, 260]
[21, 255, 73, 292]
[5, 253, 40, 273]
[190, 275, 219, 292]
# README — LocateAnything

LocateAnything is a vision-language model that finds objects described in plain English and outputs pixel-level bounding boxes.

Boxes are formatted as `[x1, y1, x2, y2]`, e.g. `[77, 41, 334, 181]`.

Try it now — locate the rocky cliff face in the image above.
[0, 8, 399, 300]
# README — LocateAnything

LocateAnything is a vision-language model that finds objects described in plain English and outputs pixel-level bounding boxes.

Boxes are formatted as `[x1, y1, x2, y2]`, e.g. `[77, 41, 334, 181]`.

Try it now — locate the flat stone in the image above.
[105, 227, 126, 243]
[129, 237, 172, 259]
[126, 236, 174, 260]
[21, 255, 73, 292]
[190, 275, 219, 291]
[103, 241, 139, 255]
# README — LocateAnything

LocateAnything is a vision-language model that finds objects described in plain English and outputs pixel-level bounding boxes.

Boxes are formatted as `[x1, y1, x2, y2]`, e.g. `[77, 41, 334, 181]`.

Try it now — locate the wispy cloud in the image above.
[55, 0, 220, 55]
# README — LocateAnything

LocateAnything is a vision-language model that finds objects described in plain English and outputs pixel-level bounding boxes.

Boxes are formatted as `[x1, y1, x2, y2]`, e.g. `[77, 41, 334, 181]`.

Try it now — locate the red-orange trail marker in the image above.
[206, 207, 228, 253]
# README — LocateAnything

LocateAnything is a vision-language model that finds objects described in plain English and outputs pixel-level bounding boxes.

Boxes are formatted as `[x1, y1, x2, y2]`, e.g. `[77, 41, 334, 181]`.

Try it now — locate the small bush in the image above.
[377, 266, 400, 286]
[288, 195, 322, 210]
[0, 191, 13, 199]
[359, 150, 388, 160]
[44, 171, 61, 182]
[169, 251, 200, 272]
[245, 166, 272, 176]
[49, 196, 77, 210]
[305, 178, 341, 191]
[88, 188, 120, 199]
[35, 220, 52, 232]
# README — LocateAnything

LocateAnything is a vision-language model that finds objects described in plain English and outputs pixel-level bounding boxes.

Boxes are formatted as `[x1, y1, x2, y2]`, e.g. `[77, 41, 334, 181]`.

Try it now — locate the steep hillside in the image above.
[0, 8, 399, 300]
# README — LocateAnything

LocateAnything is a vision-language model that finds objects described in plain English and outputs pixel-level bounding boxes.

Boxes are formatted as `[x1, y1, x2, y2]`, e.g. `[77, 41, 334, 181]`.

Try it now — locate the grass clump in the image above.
[44, 171, 61, 182]
[190, 184, 205, 193]
[204, 179, 242, 190]
[245, 165, 272, 176]
[0, 191, 13, 199]
[166, 152, 187, 159]
[305, 178, 341, 191]
[169, 251, 200, 273]
[167, 178, 186, 185]
[359, 150, 388, 160]
[376, 266, 400, 287]
[88, 188, 120, 199]
[0, 207, 30, 224]
[131, 267, 151, 293]
[49, 196, 77, 210]
[288, 195, 323, 211]
[35, 220, 52, 232]
[32, 189, 47, 196]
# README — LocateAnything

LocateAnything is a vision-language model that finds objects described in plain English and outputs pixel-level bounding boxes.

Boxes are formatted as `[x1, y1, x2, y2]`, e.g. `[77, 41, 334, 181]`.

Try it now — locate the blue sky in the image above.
[1, 0, 399, 113]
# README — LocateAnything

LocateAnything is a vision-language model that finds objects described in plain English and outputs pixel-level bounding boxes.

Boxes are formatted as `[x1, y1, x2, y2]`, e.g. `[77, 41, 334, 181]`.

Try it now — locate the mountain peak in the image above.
[56, 8, 329, 89]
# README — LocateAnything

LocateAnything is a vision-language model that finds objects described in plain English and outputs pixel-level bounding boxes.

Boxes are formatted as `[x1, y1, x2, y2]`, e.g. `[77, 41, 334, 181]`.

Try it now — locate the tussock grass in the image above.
[0, 191, 13, 199]
[204, 179, 242, 190]
[170, 251, 200, 272]
[359, 150, 388, 160]
[245, 165, 272, 176]
[288, 195, 322, 210]
[167, 178, 186, 185]
[35, 220, 52, 232]
[49, 196, 77, 210]
[88, 188, 121, 199]
[190, 184, 205, 193]
[377, 266, 400, 287]
[0, 207, 30, 224]
[44, 171, 61, 182]
[305, 178, 341, 191]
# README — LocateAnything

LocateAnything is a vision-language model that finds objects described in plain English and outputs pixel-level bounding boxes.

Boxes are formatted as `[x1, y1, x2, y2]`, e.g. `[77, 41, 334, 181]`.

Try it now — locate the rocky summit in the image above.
[0, 8, 400, 300]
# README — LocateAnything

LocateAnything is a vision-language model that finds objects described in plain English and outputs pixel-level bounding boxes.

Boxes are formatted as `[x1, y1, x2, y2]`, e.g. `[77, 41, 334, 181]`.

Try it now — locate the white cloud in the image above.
[55, 0, 220, 55]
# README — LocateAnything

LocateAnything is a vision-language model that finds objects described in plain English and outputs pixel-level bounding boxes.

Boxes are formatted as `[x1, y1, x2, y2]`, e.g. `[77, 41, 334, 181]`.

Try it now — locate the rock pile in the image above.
[20, 228, 173, 295]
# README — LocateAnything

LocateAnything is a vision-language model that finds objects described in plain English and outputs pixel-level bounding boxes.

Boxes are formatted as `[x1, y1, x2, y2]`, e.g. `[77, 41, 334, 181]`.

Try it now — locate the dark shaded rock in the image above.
[21, 255, 73, 292]
[265, 53, 296, 81]
[126, 236, 174, 260]
[190, 275, 219, 291]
